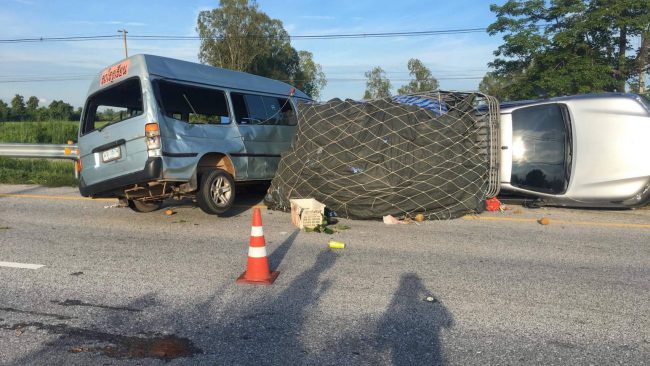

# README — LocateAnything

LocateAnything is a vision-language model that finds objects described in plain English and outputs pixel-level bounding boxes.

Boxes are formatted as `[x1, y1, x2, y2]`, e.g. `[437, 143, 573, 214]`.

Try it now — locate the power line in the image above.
[0, 75, 484, 84]
[0, 27, 488, 44]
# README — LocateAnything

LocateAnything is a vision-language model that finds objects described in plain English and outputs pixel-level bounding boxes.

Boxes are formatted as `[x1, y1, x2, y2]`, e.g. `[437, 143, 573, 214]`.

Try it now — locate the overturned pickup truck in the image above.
[498, 93, 650, 208]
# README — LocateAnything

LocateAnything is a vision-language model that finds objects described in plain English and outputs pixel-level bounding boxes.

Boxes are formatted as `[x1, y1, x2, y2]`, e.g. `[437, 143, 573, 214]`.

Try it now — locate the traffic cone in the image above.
[236, 207, 279, 285]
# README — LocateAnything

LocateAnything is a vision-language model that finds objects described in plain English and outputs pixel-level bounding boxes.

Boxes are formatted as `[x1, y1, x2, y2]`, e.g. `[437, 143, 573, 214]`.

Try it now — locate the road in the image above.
[0, 184, 649, 365]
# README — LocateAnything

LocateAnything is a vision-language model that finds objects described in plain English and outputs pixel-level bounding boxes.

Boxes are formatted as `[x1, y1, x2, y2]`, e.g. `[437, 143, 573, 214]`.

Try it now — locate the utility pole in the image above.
[639, 30, 648, 94]
[117, 29, 128, 59]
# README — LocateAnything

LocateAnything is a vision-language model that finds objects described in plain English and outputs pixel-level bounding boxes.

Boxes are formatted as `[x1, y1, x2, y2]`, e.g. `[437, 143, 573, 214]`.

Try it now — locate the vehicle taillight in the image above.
[145, 123, 161, 150]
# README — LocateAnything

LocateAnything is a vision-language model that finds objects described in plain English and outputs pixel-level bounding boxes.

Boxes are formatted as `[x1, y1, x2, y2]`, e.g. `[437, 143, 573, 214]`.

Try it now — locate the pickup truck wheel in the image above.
[197, 169, 235, 215]
[128, 199, 163, 213]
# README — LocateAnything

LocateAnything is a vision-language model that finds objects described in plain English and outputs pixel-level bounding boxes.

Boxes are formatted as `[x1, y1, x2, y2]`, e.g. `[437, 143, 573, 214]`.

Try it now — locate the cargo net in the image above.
[265, 91, 500, 220]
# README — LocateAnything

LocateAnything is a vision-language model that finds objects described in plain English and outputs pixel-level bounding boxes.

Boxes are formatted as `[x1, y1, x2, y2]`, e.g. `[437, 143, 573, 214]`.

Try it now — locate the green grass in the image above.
[0, 120, 78, 144]
[0, 121, 79, 187]
[0, 157, 77, 187]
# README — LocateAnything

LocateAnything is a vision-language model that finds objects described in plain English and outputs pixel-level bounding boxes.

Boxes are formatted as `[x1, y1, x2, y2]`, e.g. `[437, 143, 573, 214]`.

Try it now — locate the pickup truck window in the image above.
[81, 78, 143, 135]
[510, 103, 570, 194]
[156, 80, 230, 125]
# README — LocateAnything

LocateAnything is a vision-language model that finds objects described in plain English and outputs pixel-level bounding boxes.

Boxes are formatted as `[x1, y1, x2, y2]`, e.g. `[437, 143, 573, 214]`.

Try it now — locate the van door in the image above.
[230, 92, 297, 179]
[78, 77, 151, 192]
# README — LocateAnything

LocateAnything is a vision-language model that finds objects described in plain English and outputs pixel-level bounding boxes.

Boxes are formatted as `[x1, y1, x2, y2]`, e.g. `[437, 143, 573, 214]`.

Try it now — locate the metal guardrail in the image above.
[0, 143, 79, 160]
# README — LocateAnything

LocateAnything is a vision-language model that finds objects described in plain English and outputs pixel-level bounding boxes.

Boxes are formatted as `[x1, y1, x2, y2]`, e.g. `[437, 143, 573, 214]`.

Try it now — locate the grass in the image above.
[0, 157, 77, 187]
[0, 120, 79, 144]
[0, 121, 79, 187]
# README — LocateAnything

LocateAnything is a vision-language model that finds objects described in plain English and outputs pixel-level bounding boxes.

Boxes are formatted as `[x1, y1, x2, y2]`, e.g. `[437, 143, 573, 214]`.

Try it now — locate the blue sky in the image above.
[0, 0, 506, 107]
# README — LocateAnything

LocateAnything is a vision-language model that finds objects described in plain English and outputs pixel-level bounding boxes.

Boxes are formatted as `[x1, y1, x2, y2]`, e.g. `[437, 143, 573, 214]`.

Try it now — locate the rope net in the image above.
[265, 91, 500, 220]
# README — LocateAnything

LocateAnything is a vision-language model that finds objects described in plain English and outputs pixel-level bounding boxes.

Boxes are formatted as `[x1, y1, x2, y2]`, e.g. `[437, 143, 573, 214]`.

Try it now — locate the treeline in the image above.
[0, 94, 81, 122]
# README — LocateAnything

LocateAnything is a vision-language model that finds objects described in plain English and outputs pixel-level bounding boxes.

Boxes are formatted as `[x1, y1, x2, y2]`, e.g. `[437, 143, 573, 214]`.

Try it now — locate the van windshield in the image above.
[510, 103, 571, 194]
[81, 78, 143, 135]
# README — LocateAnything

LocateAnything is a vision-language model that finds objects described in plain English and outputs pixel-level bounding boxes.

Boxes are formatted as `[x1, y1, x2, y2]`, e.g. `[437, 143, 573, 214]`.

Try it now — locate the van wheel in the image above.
[128, 199, 163, 213]
[197, 169, 235, 215]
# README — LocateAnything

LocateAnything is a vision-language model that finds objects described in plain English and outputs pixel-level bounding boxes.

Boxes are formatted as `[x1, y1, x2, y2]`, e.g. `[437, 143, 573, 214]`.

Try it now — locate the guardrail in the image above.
[0, 143, 79, 160]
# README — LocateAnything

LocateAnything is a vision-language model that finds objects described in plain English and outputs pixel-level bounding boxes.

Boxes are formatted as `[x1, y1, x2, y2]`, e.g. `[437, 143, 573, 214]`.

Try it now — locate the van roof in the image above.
[87, 54, 311, 99]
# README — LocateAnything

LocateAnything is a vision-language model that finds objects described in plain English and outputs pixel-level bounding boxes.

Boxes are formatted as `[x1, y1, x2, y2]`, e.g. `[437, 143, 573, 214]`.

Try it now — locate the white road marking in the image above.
[0, 261, 45, 269]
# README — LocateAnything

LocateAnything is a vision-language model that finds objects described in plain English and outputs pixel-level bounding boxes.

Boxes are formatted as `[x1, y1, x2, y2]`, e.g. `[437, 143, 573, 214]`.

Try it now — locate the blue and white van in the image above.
[78, 54, 310, 214]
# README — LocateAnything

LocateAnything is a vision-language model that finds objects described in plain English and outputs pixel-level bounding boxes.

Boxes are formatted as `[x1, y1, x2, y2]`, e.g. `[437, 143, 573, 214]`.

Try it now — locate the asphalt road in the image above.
[0, 184, 649, 365]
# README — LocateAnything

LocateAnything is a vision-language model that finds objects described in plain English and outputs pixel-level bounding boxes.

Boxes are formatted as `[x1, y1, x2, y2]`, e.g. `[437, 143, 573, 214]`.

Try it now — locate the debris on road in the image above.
[414, 213, 425, 222]
[103, 204, 120, 209]
[0, 226, 10, 230]
[538, 217, 551, 225]
[164, 209, 175, 216]
[485, 197, 501, 212]
[290, 198, 326, 229]
[424, 296, 438, 303]
[383, 215, 408, 225]
[328, 240, 345, 249]
[70, 271, 84, 276]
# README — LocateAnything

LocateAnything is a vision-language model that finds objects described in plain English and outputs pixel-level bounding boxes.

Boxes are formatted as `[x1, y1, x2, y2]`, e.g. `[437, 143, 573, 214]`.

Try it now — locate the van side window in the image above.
[81, 78, 143, 135]
[231, 92, 296, 126]
[157, 80, 230, 125]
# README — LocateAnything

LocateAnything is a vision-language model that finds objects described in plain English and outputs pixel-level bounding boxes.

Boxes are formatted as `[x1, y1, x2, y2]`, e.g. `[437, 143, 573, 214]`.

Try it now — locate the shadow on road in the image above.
[376, 273, 454, 365]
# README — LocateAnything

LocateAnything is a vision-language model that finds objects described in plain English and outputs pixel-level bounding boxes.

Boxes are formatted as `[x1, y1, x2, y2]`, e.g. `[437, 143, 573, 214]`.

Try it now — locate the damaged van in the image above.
[78, 54, 310, 214]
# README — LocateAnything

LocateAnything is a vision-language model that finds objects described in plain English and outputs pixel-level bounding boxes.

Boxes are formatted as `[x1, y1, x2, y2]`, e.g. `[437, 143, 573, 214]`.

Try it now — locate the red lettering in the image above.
[100, 60, 130, 86]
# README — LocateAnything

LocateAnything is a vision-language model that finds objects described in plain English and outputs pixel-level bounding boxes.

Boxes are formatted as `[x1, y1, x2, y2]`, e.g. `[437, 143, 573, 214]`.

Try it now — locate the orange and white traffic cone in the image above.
[236, 207, 279, 285]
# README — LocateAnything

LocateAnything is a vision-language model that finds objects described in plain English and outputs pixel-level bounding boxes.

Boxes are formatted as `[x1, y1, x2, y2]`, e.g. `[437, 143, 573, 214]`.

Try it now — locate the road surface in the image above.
[0, 184, 649, 365]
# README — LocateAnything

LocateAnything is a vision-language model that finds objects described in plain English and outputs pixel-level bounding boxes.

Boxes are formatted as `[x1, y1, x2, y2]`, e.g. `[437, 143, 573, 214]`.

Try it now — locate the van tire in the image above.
[128, 199, 163, 213]
[197, 169, 235, 215]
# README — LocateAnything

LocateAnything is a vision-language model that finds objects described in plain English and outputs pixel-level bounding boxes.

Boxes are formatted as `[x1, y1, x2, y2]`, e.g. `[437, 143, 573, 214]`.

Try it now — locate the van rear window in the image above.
[81, 78, 143, 135]
[156, 80, 230, 125]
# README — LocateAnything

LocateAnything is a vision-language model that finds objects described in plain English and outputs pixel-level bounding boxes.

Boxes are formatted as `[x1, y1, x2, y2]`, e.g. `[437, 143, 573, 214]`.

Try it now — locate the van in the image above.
[78, 54, 311, 214]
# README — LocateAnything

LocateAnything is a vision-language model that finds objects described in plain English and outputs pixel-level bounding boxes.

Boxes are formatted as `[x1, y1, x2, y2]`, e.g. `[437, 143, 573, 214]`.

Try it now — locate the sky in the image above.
[0, 0, 506, 108]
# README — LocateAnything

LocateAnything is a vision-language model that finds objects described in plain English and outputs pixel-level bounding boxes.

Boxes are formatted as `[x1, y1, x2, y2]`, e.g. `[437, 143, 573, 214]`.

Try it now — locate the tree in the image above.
[48, 100, 73, 120]
[363, 66, 392, 99]
[294, 51, 327, 100]
[197, 0, 327, 99]
[397, 59, 439, 94]
[25, 96, 39, 120]
[479, 72, 512, 100]
[10, 94, 26, 120]
[0, 99, 9, 121]
[487, 0, 650, 100]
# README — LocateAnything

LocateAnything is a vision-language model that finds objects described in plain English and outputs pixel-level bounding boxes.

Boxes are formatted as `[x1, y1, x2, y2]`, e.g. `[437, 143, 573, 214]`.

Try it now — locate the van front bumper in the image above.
[79, 157, 163, 197]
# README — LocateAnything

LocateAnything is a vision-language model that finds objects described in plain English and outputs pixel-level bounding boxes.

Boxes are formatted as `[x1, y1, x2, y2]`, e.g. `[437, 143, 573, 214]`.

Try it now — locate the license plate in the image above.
[101, 146, 121, 163]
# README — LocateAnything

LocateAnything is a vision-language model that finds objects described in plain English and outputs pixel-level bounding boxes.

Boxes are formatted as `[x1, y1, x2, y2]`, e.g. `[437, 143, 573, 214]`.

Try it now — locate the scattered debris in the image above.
[383, 215, 408, 225]
[103, 204, 120, 209]
[290, 198, 326, 229]
[164, 209, 175, 216]
[328, 240, 345, 249]
[424, 296, 438, 303]
[485, 197, 501, 212]
[0, 226, 10, 230]
[15, 325, 24, 336]
[538, 217, 551, 225]
[171, 220, 188, 224]
[512, 209, 523, 215]
[414, 213, 425, 222]
[70, 271, 84, 276]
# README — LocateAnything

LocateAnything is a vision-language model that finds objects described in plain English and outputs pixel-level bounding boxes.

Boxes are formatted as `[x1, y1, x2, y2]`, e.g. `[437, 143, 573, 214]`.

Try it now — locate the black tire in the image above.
[197, 169, 235, 215]
[128, 199, 163, 213]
